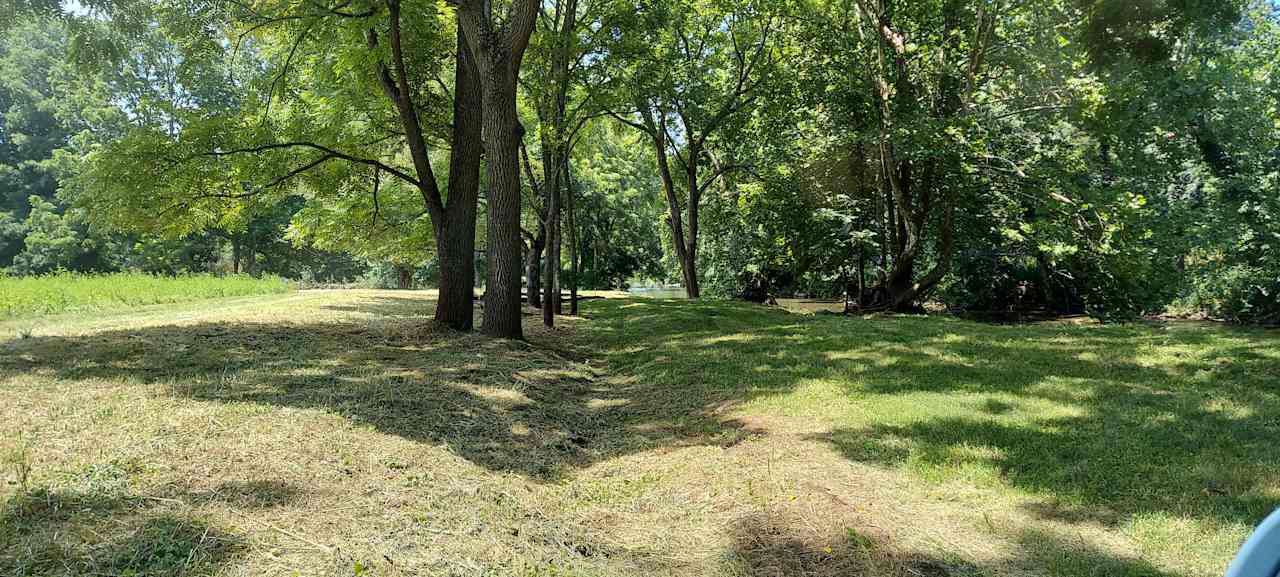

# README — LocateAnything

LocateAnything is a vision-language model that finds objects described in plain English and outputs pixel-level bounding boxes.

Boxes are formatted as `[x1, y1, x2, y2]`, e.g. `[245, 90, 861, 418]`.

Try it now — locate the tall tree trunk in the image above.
[640, 108, 700, 299]
[435, 222, 476, 328]
[857, 246, 866, 307]
[888, 202, 955, 310]
[550, 181, 564, 315]
[855, 0, 975, 312]
[245, 238, 259, 277]
[683, 143, 702, 299]
[542, 152, 561, 325]
[566, 156, 580, 315]
[479, 72, 525, 338]
[681, 254, 700, 298]
[527, 223, 545, 307]
[456, 0, 538, 339]
[369, 12, 481, 330]
[433, 29, 483, 331]
[521, 141, 546, 309]
[616, 10, 770, 300]
[538, 0, 578, 325]
[552, 248, 563, 314]
[641, 125, 701, 298]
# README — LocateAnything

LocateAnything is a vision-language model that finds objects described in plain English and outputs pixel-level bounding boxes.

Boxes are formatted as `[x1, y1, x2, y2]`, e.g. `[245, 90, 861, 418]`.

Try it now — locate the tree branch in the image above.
[607, 108, 650, 133]
[698, 163, 756, 196]
[367, 0, 443, 217]
[197, 141, 421, 188]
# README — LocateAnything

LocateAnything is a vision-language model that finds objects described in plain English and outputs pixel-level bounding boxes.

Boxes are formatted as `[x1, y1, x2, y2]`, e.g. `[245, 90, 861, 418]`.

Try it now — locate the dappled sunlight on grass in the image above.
[2, 292, 1277, 576]
[582, 298, 1280, 577]
[699, 332, 761, 345]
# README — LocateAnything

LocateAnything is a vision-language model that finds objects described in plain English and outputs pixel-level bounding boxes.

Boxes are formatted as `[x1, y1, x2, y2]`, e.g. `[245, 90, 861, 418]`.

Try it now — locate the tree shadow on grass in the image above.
[719, 510, 1186, 577]
[318, 294, 441, 319]
[193, 479, 307, 509]
[0, 488, 244, 576]
[3, 295, 1278, 533]
[581, 299, 1280, 531]
[723, 511, 953, 577]
[808, 330, 1280, 528]
[0, 303, 753, 482]
[1008, 526, 1190, 577]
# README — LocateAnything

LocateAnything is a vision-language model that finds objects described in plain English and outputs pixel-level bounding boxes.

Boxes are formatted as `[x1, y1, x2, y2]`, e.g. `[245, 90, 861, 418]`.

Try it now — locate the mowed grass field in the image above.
[0, 273, 291, 319]
[1, 290, 1277, 577]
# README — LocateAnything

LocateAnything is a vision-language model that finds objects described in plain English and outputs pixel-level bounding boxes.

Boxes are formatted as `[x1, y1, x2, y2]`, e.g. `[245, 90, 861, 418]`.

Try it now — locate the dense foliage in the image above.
[4, 0, 1278, 324]
[0, 18, 366, 281]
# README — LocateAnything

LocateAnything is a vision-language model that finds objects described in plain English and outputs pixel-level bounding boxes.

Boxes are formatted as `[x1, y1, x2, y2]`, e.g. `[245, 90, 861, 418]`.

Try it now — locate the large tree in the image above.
[451, 0, 539, 338]
[365, 1, 483, 330]
[608, 0, 779, 298]
[72, 0, 488, 330]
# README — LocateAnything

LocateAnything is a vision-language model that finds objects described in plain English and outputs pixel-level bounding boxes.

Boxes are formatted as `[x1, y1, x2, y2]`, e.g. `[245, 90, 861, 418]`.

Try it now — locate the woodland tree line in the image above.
[2, 0, 1278, 335]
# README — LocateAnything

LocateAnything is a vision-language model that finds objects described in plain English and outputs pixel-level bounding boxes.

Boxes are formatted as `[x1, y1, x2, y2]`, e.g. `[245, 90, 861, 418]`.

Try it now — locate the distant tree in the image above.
[607, 0, 780, 298]
[9, 196, 83, 274]
[568, 122, 666, 289]
[0, 20, 77, 266]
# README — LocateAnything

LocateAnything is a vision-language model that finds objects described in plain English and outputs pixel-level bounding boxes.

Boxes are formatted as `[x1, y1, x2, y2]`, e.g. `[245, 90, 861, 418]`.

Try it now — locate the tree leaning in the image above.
[368, 2, 483, 330]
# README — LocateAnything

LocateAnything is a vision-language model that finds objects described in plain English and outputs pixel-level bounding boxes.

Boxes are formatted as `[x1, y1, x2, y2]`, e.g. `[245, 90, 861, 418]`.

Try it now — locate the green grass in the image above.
[0, 272, 292, 318]
[585, 299, 1280, 577]
[1, 291, 1276, 577]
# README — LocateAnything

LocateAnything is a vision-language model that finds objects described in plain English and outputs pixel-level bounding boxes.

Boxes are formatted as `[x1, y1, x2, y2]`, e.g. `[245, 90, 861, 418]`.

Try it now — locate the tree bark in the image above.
[369, 12, 481, 330]
[565, 156, 580, 315]
[541, 150, 561, 325]
[479, 74, 525, 338]
[433, 28, 483, 331]
[853, 0, 976, 312]
[456, 0, 538, 339]
[537, 0, 578, 325]
[521, 141, 545, 309]
[888, 203, 954, 310]
[638, 106, 700, 299]
[622, 12, 767, 300]
[435, 223, 476, 328]
[857, 246, 866, 307]
[526, 222, 545, 307]
[245, 238, 259, 277]
[683, 142, 702, 298]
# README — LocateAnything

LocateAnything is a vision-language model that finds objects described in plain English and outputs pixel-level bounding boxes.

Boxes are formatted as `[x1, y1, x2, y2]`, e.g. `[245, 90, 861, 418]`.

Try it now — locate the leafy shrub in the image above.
[942, 252, 1046, 313]
[1183, 264, 1280, 324]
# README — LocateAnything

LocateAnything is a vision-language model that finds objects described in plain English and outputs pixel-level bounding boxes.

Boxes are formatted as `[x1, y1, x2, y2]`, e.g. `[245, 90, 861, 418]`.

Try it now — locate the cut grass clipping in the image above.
[2, 289, 1277, 577]
[0, 272, 291, 318]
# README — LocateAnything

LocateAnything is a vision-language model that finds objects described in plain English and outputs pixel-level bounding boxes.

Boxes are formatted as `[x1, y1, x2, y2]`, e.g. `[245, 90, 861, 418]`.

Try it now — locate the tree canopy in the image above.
[3, 0, 1277, 325]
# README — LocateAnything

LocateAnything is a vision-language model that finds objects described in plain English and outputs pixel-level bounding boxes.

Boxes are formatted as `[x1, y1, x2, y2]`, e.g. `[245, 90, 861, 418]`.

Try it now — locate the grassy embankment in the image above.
[1, 289, 1276, 577]
[0, 273, 291, 319]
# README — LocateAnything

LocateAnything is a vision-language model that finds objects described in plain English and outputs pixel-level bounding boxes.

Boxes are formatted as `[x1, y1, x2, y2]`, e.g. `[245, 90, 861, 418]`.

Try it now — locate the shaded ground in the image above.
[1, 290, 1276, 576]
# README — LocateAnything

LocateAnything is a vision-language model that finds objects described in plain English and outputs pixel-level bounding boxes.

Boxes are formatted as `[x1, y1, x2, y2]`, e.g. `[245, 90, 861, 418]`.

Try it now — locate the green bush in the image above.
[1183, 264, 1280, 324]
